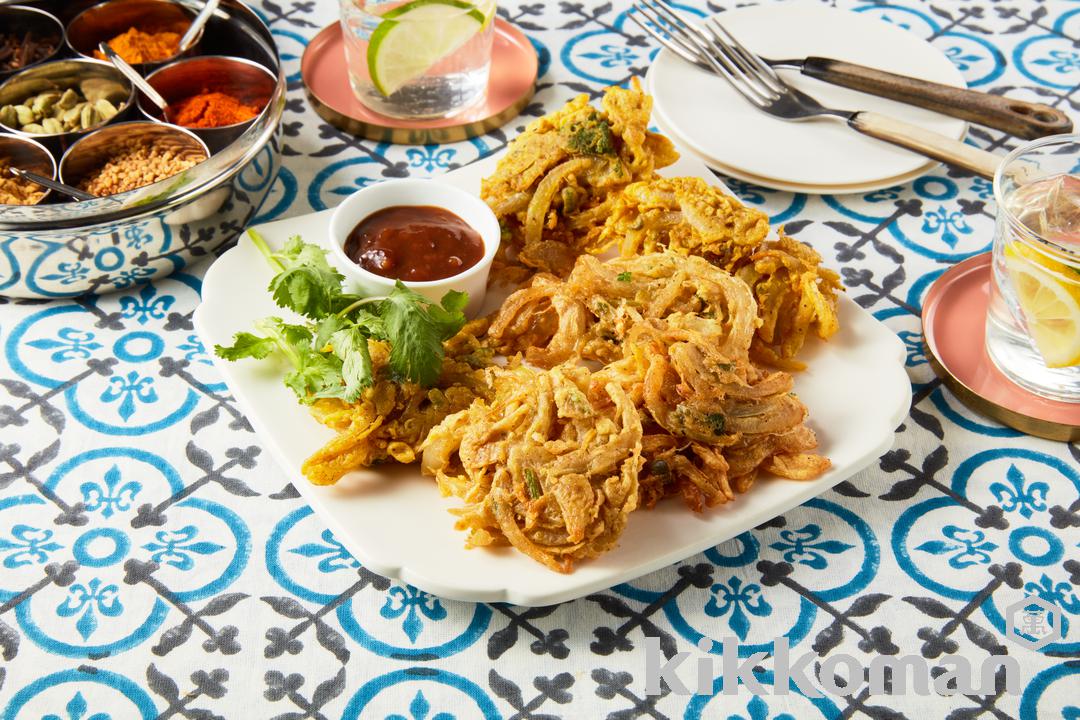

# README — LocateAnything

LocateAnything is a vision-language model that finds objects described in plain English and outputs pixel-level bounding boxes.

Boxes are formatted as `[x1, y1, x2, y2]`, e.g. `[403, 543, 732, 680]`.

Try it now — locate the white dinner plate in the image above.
[651, 106, 940, 195]
[194, 151, 911, 606]
[646, 3, 967, 190]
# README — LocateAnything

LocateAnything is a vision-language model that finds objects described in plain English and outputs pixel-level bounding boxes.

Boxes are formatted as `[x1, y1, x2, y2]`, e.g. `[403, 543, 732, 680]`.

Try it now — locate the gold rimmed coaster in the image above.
[922, 252, 1080, 441]
[301, 19, 537, 145]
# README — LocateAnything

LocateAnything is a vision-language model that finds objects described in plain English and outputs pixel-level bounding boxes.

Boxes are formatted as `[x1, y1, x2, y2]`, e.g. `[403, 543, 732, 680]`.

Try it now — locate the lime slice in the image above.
[1004, 242, 1080, 368]
[368, 0, 486, 97]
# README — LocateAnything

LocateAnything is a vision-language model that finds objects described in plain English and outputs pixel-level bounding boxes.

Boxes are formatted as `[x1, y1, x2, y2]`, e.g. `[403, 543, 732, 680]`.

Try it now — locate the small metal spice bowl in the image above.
[59, 120, 209, 199]
[0, 58, 134, 154]
[140, 55, 276, 153]
[66, 0, 201, 72]
[0, 132, 56, 205]
[0, 6, 66, 81]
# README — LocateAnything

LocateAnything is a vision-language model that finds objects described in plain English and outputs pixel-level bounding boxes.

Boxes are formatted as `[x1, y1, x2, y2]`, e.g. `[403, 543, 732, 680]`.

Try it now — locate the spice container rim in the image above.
[65, 0, 205, 67]
[140, 53, 277, 130]
[0, 131, 57, 205]
[0, 5, 67, 80]
[58, 118, 211, 196]
[0, 57, 135, 139]
[0, 0, 283, 231]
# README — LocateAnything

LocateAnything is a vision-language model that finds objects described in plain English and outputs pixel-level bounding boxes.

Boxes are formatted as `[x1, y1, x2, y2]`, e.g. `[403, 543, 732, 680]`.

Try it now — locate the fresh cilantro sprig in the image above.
[215, 230, 467, 403]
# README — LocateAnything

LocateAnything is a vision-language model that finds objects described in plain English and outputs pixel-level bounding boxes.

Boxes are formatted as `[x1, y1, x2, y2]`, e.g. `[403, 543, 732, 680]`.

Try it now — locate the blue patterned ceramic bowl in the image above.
[0, 0, 283, 299]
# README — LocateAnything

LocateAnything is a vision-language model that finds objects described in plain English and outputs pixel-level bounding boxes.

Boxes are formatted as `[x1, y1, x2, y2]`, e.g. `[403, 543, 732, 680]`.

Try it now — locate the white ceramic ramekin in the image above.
[327, 178, 500, 317]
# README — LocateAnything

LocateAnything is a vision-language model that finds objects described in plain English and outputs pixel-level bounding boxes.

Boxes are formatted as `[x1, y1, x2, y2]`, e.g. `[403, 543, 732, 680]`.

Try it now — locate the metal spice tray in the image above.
[0, 0, 285, 299]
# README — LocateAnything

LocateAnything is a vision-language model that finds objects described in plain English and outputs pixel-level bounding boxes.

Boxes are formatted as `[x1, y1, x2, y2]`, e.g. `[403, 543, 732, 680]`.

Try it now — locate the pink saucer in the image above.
[301, 19, 537, 145]
[922, 252, 1080, 441]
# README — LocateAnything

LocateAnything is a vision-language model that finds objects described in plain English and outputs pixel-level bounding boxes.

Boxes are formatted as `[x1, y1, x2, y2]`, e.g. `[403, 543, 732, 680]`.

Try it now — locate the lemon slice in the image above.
[1004, 242, 1080, 367]
[367, 0, 487, 97]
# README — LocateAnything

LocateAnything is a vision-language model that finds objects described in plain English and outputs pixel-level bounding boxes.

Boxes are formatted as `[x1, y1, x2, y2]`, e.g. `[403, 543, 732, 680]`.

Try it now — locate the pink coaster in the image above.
[301, 19, 537, 144]
[922, 252, 1080, 441]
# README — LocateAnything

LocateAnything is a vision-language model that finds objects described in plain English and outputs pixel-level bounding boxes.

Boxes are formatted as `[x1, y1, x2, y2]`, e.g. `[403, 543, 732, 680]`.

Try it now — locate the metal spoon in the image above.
[9, 166, 96, 202]
[97, 41, 172, 119]
[177, 0, 221, 54]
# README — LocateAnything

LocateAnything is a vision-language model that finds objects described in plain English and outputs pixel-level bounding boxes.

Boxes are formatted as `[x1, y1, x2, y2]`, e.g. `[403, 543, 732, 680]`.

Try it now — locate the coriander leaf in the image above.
[244, 319, 344, 403]
[382, 281, 466, 386]
[214, 332, 277, 361]
[440, 290, 469, 315]
[425, 290, 469, 340]
[314, 315, 349, 352]
[350, 308, 387, 340]
[616, 271, 631, 282]
[266, 238, 345, 319]
[285, 351, 344, 402]
[280, 324, 345, 402]
[330, 327, 374, 402]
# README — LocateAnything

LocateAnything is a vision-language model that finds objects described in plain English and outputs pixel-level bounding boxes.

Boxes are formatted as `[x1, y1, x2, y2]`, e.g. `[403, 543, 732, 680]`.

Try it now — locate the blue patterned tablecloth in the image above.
[1, 1, 1079, 718]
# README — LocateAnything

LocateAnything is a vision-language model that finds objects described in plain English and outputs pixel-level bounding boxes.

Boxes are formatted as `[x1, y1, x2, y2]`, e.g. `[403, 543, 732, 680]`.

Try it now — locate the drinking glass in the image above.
[986, 135, 1080, 402]
[338, 0, 496, 120]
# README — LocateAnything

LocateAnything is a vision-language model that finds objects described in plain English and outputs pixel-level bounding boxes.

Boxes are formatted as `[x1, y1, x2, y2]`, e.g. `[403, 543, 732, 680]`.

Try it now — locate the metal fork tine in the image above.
[704, 18, 784, 94]
[708, 18, 781, 83]
[630, 3, 751, 101]
[636, 1, 774, 105]
[699, 22, 777, 97]
[647, 0, 711, 44]
[645, 0, 777, 103]
[628, 5, 702, 67]
[694, 27, 777, 102]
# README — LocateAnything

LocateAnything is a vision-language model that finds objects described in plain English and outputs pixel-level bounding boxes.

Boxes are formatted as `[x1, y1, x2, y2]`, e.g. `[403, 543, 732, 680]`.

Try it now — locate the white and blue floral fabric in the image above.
[0, 1, 1078, 718]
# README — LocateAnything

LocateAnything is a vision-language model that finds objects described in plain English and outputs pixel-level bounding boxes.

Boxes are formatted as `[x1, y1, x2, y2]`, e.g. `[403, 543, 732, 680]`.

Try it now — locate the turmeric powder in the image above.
[93, 26, 183, 64]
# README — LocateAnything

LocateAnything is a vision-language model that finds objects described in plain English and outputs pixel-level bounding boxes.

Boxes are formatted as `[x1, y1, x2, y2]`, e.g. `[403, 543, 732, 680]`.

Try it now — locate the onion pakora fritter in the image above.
[421, 362, 643, 573]
[482, 78, 677, 280]
[302, 321, 492, 486]
[293, 84, 841, 574]
[608, 323, 829, 513]
[598, 176, 842, 367]
[600, 176, 770, 269]
[488, 253, 756, 368]
[486, 252, 831, 523]
[736, 232, 843, 369]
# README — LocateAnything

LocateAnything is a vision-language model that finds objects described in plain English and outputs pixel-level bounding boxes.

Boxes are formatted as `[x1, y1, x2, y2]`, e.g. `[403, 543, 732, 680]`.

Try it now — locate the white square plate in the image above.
[194, 152, 910, 606]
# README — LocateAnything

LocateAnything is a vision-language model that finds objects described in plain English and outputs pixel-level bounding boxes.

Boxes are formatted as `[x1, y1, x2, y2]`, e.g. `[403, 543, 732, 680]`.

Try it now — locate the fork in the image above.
[630, 0, 1001, 180]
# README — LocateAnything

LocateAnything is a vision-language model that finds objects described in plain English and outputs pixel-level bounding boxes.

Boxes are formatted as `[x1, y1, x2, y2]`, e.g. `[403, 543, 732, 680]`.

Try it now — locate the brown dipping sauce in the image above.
[344, 205, 484, 282]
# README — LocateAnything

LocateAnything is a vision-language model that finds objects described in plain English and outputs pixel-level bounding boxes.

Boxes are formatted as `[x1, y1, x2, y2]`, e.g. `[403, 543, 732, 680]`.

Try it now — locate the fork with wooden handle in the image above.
[771, 56, 1071, 141]
[633, 2, 1071, 141]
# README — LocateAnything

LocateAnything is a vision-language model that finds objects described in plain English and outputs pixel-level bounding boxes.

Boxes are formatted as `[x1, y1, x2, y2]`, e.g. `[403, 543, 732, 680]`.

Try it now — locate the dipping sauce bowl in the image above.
[0, 6, 65, 81]
[328, 178, 500, 317]
[0, 58, 134, 154]
[66, 0, 201, 71]
[140, 55, 275, 153]
[60, 120, 208, 198]
[0, 132, 56, 205]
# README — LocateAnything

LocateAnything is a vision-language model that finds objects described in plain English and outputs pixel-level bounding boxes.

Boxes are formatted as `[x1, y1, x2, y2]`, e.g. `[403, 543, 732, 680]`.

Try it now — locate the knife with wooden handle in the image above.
[774, 56, 1073, 140]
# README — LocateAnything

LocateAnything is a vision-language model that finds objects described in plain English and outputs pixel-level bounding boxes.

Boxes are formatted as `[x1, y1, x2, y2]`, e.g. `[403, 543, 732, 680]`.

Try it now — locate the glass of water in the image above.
[986, 135, 1080, 402]
[338, 0, 496, 120]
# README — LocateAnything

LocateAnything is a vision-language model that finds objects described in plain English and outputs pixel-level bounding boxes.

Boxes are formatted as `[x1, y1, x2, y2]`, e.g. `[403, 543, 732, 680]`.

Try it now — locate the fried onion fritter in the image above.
[421, 362, 643, 573]
[481, 78, 677, 280]
[488, 253, 757, 369]
[599, 176, 770, 268]
[301, 321, 493, 486]
[486, 251, 830, 519]
[597, 176, 841, 366]
[736, 231, 843, 369]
